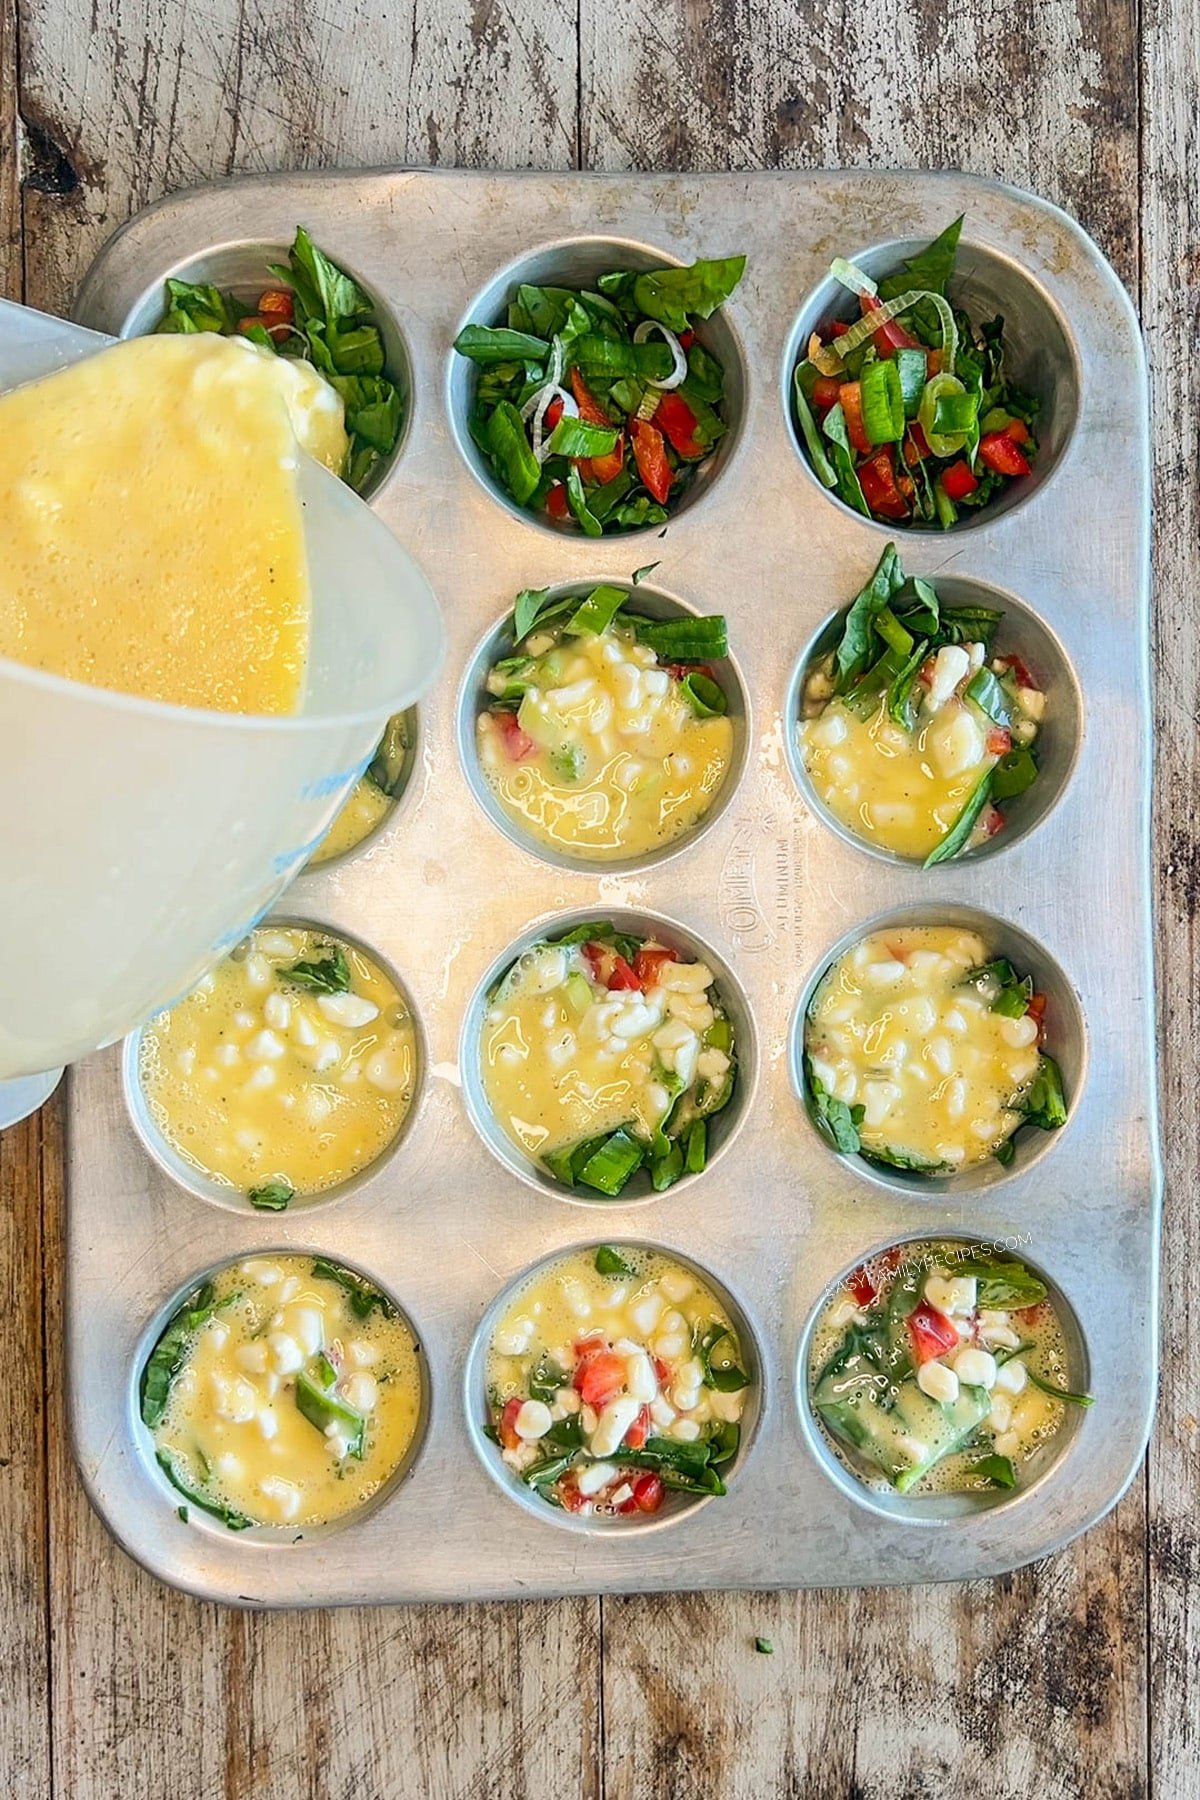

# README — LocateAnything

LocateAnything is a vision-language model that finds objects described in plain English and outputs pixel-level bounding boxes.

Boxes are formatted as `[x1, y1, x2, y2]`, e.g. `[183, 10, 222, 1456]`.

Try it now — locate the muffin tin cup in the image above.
[782, 235, 1082, 535]
[63, 168, 1158, 1605]
[296, 705, 422, 876]
[464, 1238, 765, 1534]
[458, 578, 751, 874]
[460, 905, 759, 1206]
[784, 575, 1084, 867]
[109, 235, 414, 501]
[791, 900, 1089, 1196]
[121, 915, 427, 1214]
[797, 1231, 1092, 1526]
[447, 234, 749, 537]
[132, 1248, 432, 1543]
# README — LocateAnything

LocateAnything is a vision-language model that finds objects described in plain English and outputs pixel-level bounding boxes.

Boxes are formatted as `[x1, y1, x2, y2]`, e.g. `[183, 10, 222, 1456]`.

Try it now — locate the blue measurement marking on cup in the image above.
[300, 750, 373, 802]
[268, 750, 376, 874]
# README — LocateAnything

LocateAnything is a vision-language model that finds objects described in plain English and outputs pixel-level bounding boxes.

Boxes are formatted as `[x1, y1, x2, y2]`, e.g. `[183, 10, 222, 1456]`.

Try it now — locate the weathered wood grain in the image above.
[0, 1103, 52, 1800]
[581, 0, 1140, 286]
[581, 6, 1151, 1797]
[1143, 0, 1200, 1793]
[602, 1498, 1148, 1800]
[17, 0, 578, 311]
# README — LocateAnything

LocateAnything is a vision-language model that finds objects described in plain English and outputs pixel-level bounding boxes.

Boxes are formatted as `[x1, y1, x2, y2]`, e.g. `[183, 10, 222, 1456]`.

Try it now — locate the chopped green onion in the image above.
[575, 1129, 644, 1196]
[894, 347, 928, 418]
[633, 615, 728, 660]
[829, 256, 877, 297]
[679, 672, 727, 717]
[860, 358, 905, 445]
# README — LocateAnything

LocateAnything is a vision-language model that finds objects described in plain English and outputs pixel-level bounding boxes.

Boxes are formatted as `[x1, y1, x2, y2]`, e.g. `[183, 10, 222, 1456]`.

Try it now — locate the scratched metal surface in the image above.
[64, 168, 1158, 1605]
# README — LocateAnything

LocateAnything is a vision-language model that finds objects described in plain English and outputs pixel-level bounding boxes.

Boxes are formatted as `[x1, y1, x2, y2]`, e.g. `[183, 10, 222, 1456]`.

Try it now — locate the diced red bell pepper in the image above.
[1016, 1303, 1047, 1327]
[858, 447, 909, 520]
[499, 1396, 523, 1450]
[624, 1405, 651, 1450]
[1004, 417, 1030, 445]
[653, 1356, 671, 1385]
[979, 431, 1032, 478]
[926, 349, 943, 377]
[544, 394, 565, 432]
[1027, 992, 1048, 1041]
[633, 1473, 664, 1513]
[495, 710, 536, 762]
[545, 481, 569, 520]
[941, 459, 980, 502]
[994, 653, 1038, 691]
[607, 955, 641, 990]
[678, 329, 696, 351]
[837, 381, 872, 456]
[582, 940, 643, 991]
[828, 318, 852, 339]
[983, 806, 1006, 838]
[570, 367, 612, 428]
[583, 431, 626, 487]
[812, 375, 845, 414]
[574, 1349, 627, 1410]
[560, 1481, 589, 1513]
[654, 391, 705, 460]
[633, 945, 678, 988]
[907, 1300, 959, 1365]
[849, 1265, 877, 1309]
[903, 423, 931, 464]
[257, 288, 295, 323]
[987, 726, 1012, 756]
[630, 418, 672, 504]
[574, 1333, 607, 1358]
[861, 290, 922, 356]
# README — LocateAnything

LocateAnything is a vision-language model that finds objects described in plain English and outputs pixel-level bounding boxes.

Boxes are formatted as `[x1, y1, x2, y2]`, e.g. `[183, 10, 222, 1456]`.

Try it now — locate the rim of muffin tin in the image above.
[460, 906, 759, 1207]
[463, 1237, 766, 1535]
[445, 233, 749, 539]
[296, 705, 422, 877]
[111, 235, 413, 503]
[121, 916, 427, 1214]
[782, 574, 1085, 868]
[780, 233, 1083, 536]
[456, 577, 751, 875]
[131, 1247, 432, 1542]
[790, 901, 1089, 1196]
[796, 1230, 1093, 1525]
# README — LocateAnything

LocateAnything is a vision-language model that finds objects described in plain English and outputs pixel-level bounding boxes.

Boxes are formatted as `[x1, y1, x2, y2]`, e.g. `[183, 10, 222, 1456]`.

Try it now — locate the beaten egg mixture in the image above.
[0, 333, 348, 712]
[806, 926, 1043, 1171]
[477, 622, 732, 861]
[147, 1255, 422, 1527]
[140, 926, 416, 1200]
[487, 1246, 749, 1517]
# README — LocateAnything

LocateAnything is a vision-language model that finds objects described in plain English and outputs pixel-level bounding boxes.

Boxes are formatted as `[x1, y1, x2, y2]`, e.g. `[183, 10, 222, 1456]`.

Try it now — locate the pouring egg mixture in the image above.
[139, 926, 416, 1205]
[142, 1255, 422, 1528]
[486, 1246, 750, 1517]
[0, 332, 348, 713]
[810, 1240, 1091, 1497]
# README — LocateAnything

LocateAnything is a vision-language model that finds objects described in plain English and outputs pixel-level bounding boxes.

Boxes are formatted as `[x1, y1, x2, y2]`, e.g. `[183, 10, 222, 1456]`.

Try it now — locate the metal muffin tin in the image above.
[65, 169, 1158, 1605]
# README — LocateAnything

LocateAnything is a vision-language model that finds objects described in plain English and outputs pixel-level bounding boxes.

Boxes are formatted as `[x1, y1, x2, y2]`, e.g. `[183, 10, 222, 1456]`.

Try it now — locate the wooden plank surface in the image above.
[0, 0, 1190, 1794]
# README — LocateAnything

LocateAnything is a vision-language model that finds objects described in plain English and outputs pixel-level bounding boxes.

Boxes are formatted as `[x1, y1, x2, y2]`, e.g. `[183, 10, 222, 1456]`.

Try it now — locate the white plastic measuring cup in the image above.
[0, 301, 444, 1114]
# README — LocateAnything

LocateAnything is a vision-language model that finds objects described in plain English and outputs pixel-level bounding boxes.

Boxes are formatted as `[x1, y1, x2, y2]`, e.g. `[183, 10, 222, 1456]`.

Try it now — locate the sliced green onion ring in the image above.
[810, 288, 958, 380]
[829, 256, 877, 297]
